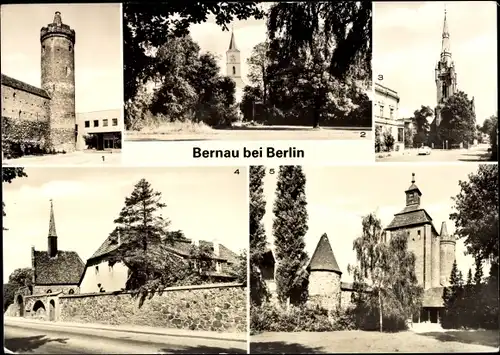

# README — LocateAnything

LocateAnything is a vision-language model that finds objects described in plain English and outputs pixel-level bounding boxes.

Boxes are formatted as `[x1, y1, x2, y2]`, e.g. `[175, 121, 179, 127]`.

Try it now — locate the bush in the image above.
[250, 301, 356, 334]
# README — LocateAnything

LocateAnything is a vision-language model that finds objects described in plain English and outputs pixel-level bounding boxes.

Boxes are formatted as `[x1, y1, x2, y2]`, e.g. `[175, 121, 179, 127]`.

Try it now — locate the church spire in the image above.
[405, 173, 422, 207]
[440, 7, 451, 64]
[48, 199, 57, 237]
[228, 27, 238, 51]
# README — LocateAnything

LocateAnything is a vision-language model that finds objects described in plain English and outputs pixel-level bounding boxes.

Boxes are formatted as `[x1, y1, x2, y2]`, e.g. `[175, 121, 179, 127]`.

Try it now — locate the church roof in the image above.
[308, 234, 342, 274]
[1, 74, 50, 99]
[405, 173, 422, 195]
[422, 286, 445, 308]
[33, 249, 85, 285]
[386, 208, 438, 234]
[228, 30, 239, 51]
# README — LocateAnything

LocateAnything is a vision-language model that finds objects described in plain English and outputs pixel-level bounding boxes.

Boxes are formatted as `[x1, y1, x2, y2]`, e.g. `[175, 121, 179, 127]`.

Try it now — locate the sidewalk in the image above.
[4, 316, 246, 342]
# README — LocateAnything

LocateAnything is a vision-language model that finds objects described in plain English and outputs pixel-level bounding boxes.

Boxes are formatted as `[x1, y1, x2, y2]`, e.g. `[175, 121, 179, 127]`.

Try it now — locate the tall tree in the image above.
[473, 255, 484, 286]
[247, 42, 270, 110]
[2, 167, 27, 230]
[273, 166, 309, 306]
[3, 268, 34, 312]
[123, 2, 264, 122]
[249, 166, 269, 305]
[439, 91, 477, 145]
[411, 106, 433, 146]
[442, 259, 460, 328]
[450, 164, 499, 262]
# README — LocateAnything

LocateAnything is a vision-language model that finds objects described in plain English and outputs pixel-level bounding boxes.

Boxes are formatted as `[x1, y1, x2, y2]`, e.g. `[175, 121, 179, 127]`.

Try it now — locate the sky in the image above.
[261, 164, 494, 283]
[2, 167, 248, 280]
[373, 1, 497, 124]
[188, 3, 272, 85]
[1, 4, 123, 113]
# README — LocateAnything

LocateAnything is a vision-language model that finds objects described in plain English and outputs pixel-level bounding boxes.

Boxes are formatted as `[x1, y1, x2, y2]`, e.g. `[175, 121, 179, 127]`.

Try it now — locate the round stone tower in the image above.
[439, 221, 456, 286]
[40, 11, 76, 153]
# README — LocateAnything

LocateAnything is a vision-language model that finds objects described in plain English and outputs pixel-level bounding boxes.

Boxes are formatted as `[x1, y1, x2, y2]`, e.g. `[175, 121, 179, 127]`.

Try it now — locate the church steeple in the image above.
[228, 26, 239, 52]
[405, 173, 422, 207]
[226, 26, 243, 88]
[48, 199, 58, 257]
[440, 7, 451, 65]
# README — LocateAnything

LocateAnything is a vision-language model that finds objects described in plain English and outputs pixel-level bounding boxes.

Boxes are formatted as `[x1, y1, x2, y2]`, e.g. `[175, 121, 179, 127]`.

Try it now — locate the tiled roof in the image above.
[405, 183, 421, 194]
[423, 287, 445, 308]
[1, 74, 50, 99]
[308, 234, 342, 274]
[33, 250, 85, 285]
[386, 209, 437, 232]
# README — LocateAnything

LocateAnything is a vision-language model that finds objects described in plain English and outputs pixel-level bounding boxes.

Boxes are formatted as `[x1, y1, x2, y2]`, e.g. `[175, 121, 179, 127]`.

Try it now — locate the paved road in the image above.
[4, 322, 246, 354]
[376, 145, 493, 162]
[126, 126, 372, 142]
[2, 151, 122, 166]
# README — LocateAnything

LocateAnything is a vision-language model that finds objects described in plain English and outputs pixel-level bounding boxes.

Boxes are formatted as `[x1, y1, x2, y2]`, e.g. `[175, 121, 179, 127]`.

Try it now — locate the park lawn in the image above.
[250, 330, 500, 354]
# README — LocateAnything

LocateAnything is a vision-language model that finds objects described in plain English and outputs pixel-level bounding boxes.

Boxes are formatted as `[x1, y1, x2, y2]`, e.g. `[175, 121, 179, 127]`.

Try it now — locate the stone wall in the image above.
[308, 271, 341, 311]
[340, 289, 355, 310]
[58, 283, 246, 332]
[1, 84, 50, 122]
[33, 284, 79, 295]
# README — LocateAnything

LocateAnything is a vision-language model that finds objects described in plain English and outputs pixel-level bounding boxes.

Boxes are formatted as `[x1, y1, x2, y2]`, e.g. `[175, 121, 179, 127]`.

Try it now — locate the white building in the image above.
[374, 83, 405, 152]
[76, 109, 122, 150]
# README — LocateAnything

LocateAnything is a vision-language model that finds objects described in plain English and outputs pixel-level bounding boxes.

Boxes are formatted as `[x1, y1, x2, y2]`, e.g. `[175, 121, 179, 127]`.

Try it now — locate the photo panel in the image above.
[3, 166, 249, 354]
[121, 2, 374, 165]
[249, 164, 498, 353]
[1, 3, 124, 166]
[373, 1, 498, 163]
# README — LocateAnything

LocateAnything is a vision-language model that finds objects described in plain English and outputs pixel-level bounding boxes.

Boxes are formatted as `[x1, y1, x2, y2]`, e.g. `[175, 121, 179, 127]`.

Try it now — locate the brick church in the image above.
[385, 173, 456, 324]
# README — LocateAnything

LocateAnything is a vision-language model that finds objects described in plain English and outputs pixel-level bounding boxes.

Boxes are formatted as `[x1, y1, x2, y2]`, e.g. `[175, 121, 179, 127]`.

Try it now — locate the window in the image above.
[232, 66, 236, 75]
[112, 118, 118, 126]
[398, 128, 404, 142]
[103, 119, 109, 127]
[93, 120, 99, 127]
[379, 105, 384, 117]
[390, 107, 394, 119]
[417, 230, 421, 240]
[95, 266, 99, 274]
[84, 120, 90, 128]
[69, 44, 72, 52]
[13, 93, 16, 98]
[68, 289, 75, 295]
[46, 289, 52, 294]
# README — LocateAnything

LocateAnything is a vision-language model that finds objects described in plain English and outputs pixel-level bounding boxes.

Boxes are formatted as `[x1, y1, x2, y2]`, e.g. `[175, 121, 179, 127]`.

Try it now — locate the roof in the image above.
[1, 74, 50, 99]
[406, 183, 422, 195]
[423, 287, 445, 308]
[228, 30, 239, 51]
[308, 234, 342, 274]
[33, 250, 85, 285]
[386, 208, 438, 234]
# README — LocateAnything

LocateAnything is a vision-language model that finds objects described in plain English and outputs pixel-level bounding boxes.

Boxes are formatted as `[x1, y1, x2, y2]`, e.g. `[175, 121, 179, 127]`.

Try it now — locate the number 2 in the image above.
[360, 132, 366, 138]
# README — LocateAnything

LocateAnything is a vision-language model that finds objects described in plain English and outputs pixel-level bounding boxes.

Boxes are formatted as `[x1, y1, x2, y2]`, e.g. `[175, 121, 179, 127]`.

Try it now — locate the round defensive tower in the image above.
[40, 11, 76, 153]
[439, 221, 456, 286]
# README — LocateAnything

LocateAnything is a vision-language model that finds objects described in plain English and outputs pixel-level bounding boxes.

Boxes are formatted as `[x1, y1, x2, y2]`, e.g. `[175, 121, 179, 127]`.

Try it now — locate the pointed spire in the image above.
[228, 27, 238, 51]
[440, 221, 449, 238]
[48, 199, 57, 238]
[53, 11, 62, 26]
[440, 7, 451, 64]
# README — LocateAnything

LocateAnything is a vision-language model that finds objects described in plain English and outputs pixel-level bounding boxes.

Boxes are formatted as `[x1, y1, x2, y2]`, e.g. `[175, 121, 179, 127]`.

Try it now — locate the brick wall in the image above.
[340, 289, 355, 310]
[58, 283, 246, 332]
[308, 271, 341, 311]
[2, 84, 50, 122]
[33, 284, 79, 295]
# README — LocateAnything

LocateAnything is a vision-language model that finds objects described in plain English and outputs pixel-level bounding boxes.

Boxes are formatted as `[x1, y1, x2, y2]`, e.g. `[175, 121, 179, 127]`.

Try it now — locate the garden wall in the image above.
[58, 282, 246, 332]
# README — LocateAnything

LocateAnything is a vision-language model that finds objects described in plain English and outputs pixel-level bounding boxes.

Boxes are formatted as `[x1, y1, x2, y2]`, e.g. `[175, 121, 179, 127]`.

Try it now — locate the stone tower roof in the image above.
[48, 199, 57, 237]
[309, 233, 342, 274]
[227, 28, 239, 52]
[40, 11, 75, 44]
[439, 221, 455, 242]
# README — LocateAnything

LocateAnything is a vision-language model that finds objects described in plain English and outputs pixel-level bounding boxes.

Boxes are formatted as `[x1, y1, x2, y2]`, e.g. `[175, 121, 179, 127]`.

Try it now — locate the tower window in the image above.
[95, 266, 99, 274]
[68, 289, 75, 294]
[46, 289, 52, 294]
[13, 93, 16, 98]
[232, 66, 236, 75]
[69, 44, 72, 52]
[417, 230, 421, 240]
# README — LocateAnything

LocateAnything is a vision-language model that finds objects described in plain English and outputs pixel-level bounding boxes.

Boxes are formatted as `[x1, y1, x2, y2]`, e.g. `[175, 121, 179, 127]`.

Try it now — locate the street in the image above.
[376, 144, 493, 162]
[4, 320, 246, 354]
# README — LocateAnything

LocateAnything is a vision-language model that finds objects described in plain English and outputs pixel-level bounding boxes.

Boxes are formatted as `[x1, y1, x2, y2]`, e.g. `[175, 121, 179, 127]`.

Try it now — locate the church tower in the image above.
[47, 199, 58, 258]
[226, 28, 245, 90]
[41, 11, 77, 153]
[434, 8, 457, 127]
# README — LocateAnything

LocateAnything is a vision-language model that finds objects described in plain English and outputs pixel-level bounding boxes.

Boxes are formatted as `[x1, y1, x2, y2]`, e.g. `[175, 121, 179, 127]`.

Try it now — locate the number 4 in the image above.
[234, 169, 240, 175]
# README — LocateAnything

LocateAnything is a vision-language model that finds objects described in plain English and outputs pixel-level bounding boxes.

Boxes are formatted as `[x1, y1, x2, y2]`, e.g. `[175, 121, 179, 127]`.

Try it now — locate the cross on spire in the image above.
[411, 173, 415, 184]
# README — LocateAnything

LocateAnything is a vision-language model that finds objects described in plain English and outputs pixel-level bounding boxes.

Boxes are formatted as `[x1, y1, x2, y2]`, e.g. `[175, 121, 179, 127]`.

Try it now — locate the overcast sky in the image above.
[373, 1, 497, 124]
[1, 4, 123, 113]
[261, 164, 492, 283]
[2, 167, 248, 280]
[188, 3, 271, 85]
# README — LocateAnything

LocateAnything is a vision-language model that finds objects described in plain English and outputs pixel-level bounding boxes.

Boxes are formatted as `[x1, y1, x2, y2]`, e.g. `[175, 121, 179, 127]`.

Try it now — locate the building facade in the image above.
[385, 173, 456, 324]
[374, 83, 405, 152]
[76, 109, 122, 150]
[1, 12, 79, 153]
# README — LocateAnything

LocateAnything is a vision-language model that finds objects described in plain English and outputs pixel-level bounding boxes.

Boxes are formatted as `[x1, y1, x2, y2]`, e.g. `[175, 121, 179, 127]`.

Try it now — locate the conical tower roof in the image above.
[440, 221, 455, 241]
[48, 199, 57, 237]
[228, 28, 239, 51]
[309, 233, 342, 274]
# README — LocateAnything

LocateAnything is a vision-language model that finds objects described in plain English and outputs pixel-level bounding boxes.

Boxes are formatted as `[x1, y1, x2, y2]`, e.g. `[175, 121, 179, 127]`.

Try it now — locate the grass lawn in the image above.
[250, 330, 500, 353]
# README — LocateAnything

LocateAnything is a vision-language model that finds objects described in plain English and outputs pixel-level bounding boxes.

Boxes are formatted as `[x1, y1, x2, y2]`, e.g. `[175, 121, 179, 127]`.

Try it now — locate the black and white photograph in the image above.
[249, 164, 498, 353]
[373, 1, 498, 162]
[1, 4, 124, 166]
[123, 2, 372, 155]
[3, 167, 248, 354]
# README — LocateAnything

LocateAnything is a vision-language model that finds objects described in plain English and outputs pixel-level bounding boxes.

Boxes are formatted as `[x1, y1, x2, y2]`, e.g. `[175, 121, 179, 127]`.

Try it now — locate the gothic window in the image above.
[232, 66, 236, 75]
[95, 266, 99, 274]
[68, 289, 75, 295]
[13, 92, 16, 99]
[46, 289, 52, 294]
[417, 230, 421, 240]
[69, 44, 72, 52]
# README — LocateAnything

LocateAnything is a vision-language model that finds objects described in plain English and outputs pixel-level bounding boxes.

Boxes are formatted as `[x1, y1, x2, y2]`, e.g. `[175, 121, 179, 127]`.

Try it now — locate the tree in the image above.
[473, 255, 484, 286]
[375, 125, 382, 153]
[233, 249, 248, 285]
[2, 167, 27, 230]
[249, 166, 269, 305]
[108, 179, 187, 297]
[123, 2, 265, 125]
[3, 268, 34, 312]
[349, 215, 422, 332]
[486, 115, 498, 161]
[273, 166, 309, 306]
[411, 106, 433, 146]
[382, 129, 395, 152]
[442, 259, 460, 328]
[439, 91, 476, 146]
[450, 164, 499, 262]
[247, 42, 270, 112]
[404, 124, 414, 148]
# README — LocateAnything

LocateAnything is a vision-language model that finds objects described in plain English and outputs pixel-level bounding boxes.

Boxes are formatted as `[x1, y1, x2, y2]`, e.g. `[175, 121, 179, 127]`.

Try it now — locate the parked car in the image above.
[418, 146, 431, 155]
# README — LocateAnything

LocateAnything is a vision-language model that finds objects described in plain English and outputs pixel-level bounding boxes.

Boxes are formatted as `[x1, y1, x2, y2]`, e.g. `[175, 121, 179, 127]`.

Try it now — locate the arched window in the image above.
[232, 66, 236, 75]
[68, 289, 75, 295]
[46, 289, 52, 294]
